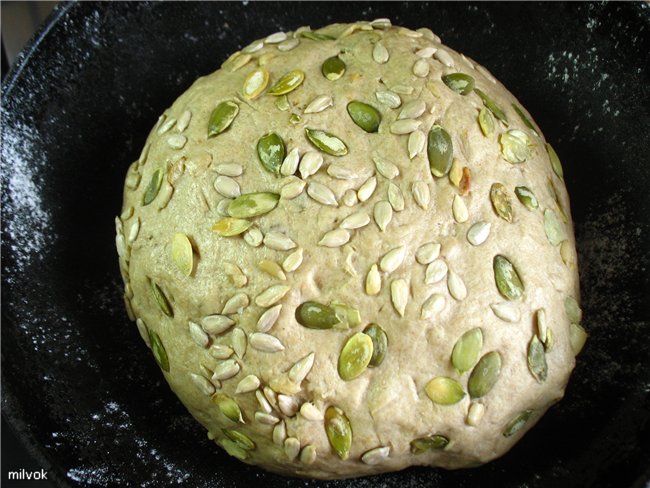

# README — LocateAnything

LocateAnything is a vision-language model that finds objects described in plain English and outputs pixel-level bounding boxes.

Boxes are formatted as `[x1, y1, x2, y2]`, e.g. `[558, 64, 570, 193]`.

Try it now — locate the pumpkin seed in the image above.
[425, 377, 465, 405]
[546, 143, 564, 180]
[361, 446, 390, 465]
[218, 438, 247, 460]
[208, 101, 239, 137]
[148, 329, 169, 372]
[322, 56, 346, 80]
[223, 429, 255, 450]
[228, 192, 279, 218]
[513, 104, 538, 136]
[410, 435, 449, 454]
[243, 69, 269, 100]
[305, 128, 348, 156]
[325, 406, 352, 460]
[213, 393, 244, 423]
[478, 107, 495, 136]
[275, 95, 290, 111]
[515, 186, 538, 210]
[347, 101, 381, 133]
[493, 255, 524, 300]
[500, 129, 533, 164]
[528, 335, 548, 382]
[171, 233, 193, 276]
[151, 280, 173, 317]
[570, 322, 588, 355]
[365, 264, 381, 295]
[451, 328, 483, 374]
[544, 208, 566, 246]
[468, 351, 502, 398]
[375, 89, 401, 108]
[338, 332, 374, 380]
[142, 169, 164, 206]
[474, 88, 508, 125]
[372, 42, 389, 63]
[442, 73, 475, 95]
[305, 95, 333, 114]
[356, 176, 376, 202]
[300, 31, 335, 41]
[565, 296, 583, 323]
[364, 324, 387, 367]
[490, 183, 514, 222]
[295, 301, 340, 329]
[427, 125, 453, 177]
[268, 69, 305, 95]
[331, 303, 361, 328]
[212, 217, 252, 236]
[467, 221, 491, 246]
[503, 410, 533, 437]
[257, 133, 285, 174]
[390, 279, 409, 317]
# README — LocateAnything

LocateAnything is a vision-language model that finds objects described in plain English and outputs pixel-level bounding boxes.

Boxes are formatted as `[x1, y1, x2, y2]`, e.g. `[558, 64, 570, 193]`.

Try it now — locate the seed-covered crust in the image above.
[116, 19, 585, 479]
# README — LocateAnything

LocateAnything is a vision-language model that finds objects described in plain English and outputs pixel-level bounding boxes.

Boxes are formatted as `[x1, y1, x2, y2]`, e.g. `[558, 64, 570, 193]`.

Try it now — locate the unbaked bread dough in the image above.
[115, 19, 586, 479]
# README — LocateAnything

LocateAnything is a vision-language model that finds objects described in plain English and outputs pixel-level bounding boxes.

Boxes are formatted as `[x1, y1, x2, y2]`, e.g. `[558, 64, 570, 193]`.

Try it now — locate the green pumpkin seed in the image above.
[142, 169, 164, 206]
[322, 56, 346, 80]
[275, 95, 290, 111]
[363, 324, 388, 367]
[546, 143, 564, 180]
[478, 108, 495, 137]
[212, 217, 252, 237]
[171, 233, 193, 276]
[503, 410, 533, 437]
[151, 280, 173, 317]
[228, 192, 280, 219]
[347, 101, 381, 133]
[570, 323, 588, 355]
[515, 186, 538, 210]
[543, 208, 567, 246]
[500, 129, 533, 164]
[223, 429, 255, 450]
[441, 73, 475, 95]
[242, 68, 269, 100]
[331, 302, 361, 328]
[425, 377, 465, 405]
[268, 70, 305, 96]
[305, 128, 348, 156]
[208, 101, 239, 137]
[148, 329, 169, 372]
[338, 332, 374, 380]
[219, 438, 248, 460]
[451, 327, 483, 374]
[295, 301, 341, 329]
[564, 296, 583, 323]
[512, 104, 538, 136]
[325, 406, 352, 460]
[427, 125, 453, 177]
[468, 351, 502, 398]
[257, 133, 285, 174]
[410, 435, 449, 454]
[474, 88, 508, 125]
[527, 335, 548, 382]
[213, 393, 244, 423]
[493, 255, 524, 300]
[490, 183, 514, 222]
[300, 31, 336, 41]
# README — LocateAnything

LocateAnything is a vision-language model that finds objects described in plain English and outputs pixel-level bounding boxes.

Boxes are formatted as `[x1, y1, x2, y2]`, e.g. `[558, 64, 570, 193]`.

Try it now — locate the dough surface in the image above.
[116, 20, 584, 479]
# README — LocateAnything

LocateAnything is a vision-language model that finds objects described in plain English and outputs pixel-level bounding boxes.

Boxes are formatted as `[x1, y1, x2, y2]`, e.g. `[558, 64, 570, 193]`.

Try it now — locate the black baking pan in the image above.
[2, 2, 650, 487]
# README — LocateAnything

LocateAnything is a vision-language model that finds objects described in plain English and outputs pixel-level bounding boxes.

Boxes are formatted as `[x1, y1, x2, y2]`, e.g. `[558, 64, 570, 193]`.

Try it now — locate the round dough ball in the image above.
[117, 19, 584, 479]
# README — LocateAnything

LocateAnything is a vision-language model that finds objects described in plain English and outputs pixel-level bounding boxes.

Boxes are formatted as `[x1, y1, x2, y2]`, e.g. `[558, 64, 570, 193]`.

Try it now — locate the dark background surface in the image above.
[2, 2, 650, 487]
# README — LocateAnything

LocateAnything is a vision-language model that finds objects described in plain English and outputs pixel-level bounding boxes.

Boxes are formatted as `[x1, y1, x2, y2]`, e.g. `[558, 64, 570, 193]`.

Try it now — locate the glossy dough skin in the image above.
[117, 20, 582, 479]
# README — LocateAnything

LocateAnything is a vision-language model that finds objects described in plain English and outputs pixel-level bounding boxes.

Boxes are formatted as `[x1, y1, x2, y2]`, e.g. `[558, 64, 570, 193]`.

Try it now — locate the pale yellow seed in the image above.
[263, 232, 297, 251]
[282, 248, 304, 273]
[288, 352, 315, 383]
[243, 227, 264, 248]
[374, 201, 393, 231]
[467, 402, 485, 426]
[380, 246, 406, 274]
[390, 118, 422, 135]
[447, 270, 467, 301]
[399, 100, 427, 120]
[278, 394, 300, 417]
[413, 58, 430, 77]
[255, 285, 291, 307]
[365, 264, 381, 296]
[412, 181, 431, 210]
[299, 151, 323, 179]
[231, 327, 247, 358]
[408, 130, 426, 159]
[284, 437, 301, 461]
[449, 158, 463, 187]
[425, 259, 448, 284]
[222, 293, 249, 315]
[416, 242, 441, 264]
[249, 332, 285, 353]
[256, 304, 283, 332]
[171, 232, 193, 276]
[391, 279, 409, 317]
[434, 48, 454, 67]
[342, 189, 358, 207]
[452, 195, 469, 223]
[190, 373, 215, 396]
[357, 176, 377, 202]
[280, 178, 306, 200]
[307, 182, 338, 206]
[319, 229, 351, 248]
[258, 260, 287, 280]
[373, 42, 389, 63]
[304, 95, 333, 114]
[273, 421, 287, 445]
[388, 183, 405, 211]
[421, 293, 445, 319]
[280, 147, 300, 176]
[235, 375, 261, 394]
[300, 402, 323, 421]
[373, 157, 400, 179]
[340, 211, 370, 230]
